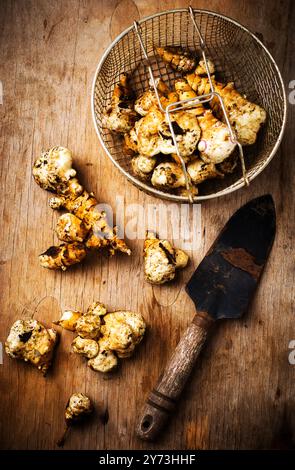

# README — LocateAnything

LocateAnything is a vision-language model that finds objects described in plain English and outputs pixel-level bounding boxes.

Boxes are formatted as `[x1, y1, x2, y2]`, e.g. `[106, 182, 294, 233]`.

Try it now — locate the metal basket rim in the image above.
[91, 7, 287, 203]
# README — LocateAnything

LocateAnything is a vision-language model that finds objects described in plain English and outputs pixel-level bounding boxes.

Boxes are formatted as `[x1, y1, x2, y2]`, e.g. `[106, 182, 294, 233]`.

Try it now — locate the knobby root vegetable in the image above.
[103, 73, 137, 133]
[54, 301, 146, 373]
[5, 319, 59, 375]
[57, 393, 94, 446]
[144, 231, 189, 284]
[156, 46, 197, 72]
[185, 69, 266, 145]
[33, 146, 130, 270]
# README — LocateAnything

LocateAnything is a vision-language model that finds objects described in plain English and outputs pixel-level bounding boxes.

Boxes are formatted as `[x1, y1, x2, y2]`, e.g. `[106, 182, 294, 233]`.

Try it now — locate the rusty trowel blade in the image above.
[186, 195, 276, 320]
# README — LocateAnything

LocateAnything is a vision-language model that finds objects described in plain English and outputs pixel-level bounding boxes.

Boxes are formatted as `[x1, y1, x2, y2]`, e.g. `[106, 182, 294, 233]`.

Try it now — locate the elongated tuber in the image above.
[57, 393, 94, 446]
[33, 146, 130, 270]
[185, 68, 266, 145]
[53, 310, 83, 331]
[156, 46, 197, 72]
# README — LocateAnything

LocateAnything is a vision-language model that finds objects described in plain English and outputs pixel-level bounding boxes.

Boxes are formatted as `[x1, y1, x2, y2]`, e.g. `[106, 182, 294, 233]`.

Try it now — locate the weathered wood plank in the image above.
[0, 0, 294, 450]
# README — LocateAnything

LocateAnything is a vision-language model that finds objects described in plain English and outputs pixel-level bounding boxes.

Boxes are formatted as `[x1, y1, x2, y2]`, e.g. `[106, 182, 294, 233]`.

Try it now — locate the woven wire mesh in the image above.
[92, 9, 286, 202]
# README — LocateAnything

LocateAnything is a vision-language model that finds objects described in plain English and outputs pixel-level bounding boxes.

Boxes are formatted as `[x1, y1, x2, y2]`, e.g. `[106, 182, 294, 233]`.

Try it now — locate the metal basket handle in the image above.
[133, 6, 249, 203]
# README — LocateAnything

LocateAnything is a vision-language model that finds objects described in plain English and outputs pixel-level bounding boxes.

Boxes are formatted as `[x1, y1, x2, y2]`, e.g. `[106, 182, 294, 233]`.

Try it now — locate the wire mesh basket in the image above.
[91, 8, 287, 202]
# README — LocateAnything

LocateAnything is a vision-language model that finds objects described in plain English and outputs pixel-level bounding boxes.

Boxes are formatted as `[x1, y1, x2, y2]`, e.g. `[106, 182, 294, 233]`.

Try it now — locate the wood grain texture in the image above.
[0, 0, 294, 450]
[137, 312, 214, 441]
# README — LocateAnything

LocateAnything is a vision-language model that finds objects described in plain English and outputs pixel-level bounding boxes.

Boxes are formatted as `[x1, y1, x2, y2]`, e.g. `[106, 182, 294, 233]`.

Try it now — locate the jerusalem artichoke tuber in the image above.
[33, 146, 130, 270]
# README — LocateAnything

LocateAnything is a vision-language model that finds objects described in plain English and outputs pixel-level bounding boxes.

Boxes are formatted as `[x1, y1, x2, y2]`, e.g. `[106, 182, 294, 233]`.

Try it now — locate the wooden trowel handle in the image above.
[136, 311, 214, 441]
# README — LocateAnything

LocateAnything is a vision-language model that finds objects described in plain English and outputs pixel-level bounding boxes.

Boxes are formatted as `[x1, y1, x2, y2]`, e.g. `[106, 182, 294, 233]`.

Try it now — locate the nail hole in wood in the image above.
[142, 415, 152, 430]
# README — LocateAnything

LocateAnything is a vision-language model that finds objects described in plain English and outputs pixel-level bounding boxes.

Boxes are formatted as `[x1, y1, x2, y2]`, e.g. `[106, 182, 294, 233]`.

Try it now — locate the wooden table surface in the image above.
[0, 0, 294, 450]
